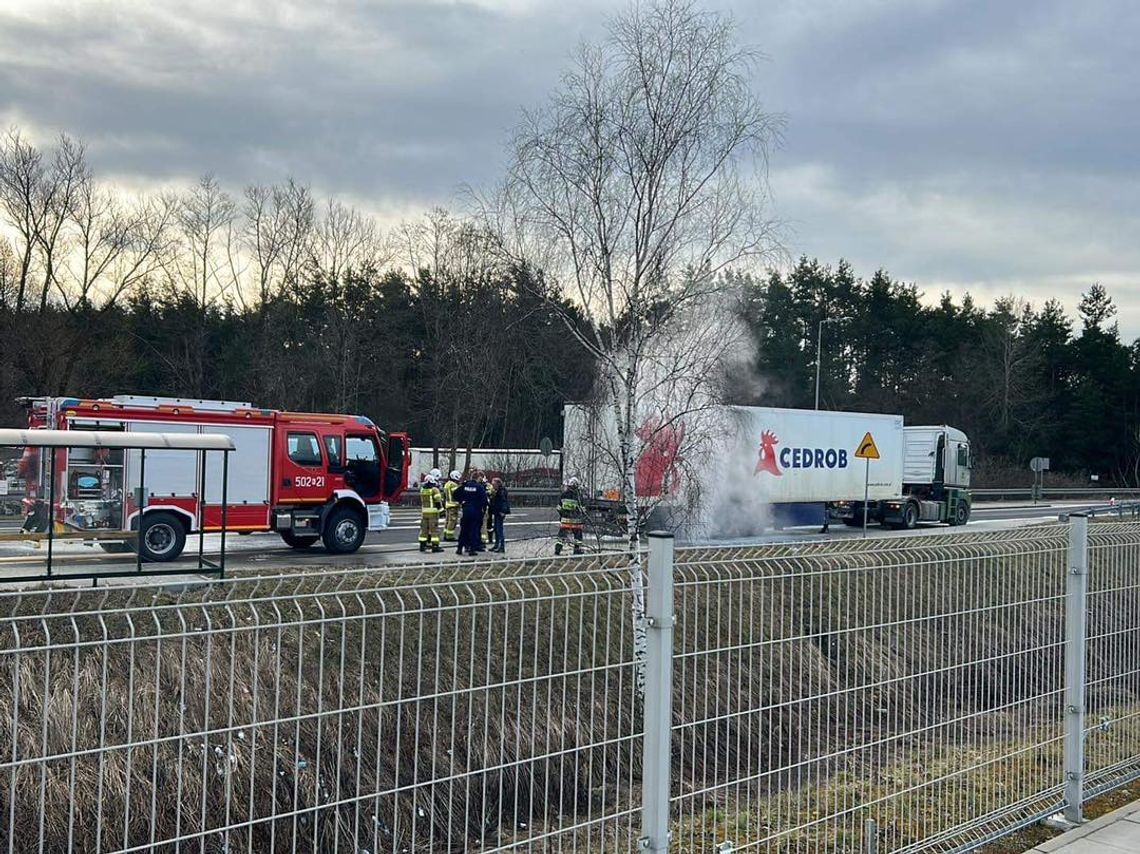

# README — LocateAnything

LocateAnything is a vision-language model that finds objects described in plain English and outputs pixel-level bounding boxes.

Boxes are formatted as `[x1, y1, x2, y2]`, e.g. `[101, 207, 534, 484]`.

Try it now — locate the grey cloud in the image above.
[0, 0, 598, 200]
[0, 0, 1136, 336]
[753, 0, 1140, 183]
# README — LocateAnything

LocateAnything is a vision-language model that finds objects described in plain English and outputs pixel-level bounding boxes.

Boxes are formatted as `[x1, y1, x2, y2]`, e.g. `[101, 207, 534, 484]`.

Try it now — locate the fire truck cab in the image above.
[18, 395, 411, 561]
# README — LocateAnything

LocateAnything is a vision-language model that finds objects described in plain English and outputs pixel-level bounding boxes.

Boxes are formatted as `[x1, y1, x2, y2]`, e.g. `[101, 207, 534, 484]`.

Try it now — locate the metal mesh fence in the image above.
[0, 558, 640, 853]
[1, 522, 1139, 853]
[1084, 521, 1140, 799]
[670, 528, 1072, 853]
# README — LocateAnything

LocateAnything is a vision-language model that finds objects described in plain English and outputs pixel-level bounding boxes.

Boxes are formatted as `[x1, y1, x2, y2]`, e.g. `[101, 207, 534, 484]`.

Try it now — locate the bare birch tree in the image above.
[0, 130, 88, 313]
[169, 175, 241, 308]
[32, 135, 88, 314]
[59, 183, 175, 311]
[311, 198, 385, 282]
[0, 238, 15, 307]
[162, 176, 243, 394]
[488, 0, 782, 683]
[0, 128, 43, 312]
[242, 179, 315, 305]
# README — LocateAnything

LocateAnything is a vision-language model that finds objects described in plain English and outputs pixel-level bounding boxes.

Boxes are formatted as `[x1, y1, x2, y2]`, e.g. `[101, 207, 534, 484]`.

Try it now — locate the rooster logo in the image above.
[754, 430, 782, 476]
[635, 416, 685, 497]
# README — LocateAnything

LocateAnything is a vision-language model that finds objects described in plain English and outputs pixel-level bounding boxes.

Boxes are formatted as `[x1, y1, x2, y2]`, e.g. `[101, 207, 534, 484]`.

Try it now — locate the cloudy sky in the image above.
[1, 0, 1137, 336]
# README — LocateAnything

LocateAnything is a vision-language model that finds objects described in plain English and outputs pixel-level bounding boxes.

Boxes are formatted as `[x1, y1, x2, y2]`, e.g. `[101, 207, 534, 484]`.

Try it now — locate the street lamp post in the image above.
[815, 316, 852, 410]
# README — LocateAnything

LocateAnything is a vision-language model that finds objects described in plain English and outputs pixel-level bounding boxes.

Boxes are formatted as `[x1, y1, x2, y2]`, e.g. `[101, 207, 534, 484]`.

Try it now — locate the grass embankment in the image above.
[1, 528, 1139, 852]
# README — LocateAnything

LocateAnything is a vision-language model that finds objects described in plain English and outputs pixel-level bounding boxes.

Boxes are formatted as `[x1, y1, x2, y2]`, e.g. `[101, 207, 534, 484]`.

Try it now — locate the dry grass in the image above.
[0, 527, 1138, 852]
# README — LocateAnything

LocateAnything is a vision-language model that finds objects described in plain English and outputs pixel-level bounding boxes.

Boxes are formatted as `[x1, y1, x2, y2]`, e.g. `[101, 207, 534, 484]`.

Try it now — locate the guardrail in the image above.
[973, 487, 1140, 500]
[1058, 501, 1140, 521]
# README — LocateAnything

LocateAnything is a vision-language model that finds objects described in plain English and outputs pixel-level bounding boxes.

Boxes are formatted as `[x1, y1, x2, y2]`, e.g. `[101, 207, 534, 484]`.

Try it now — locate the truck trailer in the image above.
[18, 395, 411, 561]
[561, 403, 971, 532]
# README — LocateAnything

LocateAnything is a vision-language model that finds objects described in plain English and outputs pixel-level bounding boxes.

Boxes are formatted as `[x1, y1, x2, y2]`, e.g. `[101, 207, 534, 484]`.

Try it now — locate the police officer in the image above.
[555, 476, 585, 555]
[442, 470, 462, 541]
[457, 470, 489, 556]
[418, 469, 445, 553]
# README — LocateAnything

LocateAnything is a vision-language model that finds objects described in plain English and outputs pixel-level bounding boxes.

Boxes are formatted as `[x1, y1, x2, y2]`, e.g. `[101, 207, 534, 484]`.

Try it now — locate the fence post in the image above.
[1063, 513, 1089, 826]
[641, 531, 675, 852]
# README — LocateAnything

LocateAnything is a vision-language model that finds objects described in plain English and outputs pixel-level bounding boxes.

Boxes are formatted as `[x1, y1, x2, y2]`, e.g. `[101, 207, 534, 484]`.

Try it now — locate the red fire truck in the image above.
[18, 395, 410, 561]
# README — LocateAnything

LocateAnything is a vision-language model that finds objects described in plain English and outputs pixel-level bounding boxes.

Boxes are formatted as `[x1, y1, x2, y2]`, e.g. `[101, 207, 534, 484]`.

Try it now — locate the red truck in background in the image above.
[18, 395, 410, 561]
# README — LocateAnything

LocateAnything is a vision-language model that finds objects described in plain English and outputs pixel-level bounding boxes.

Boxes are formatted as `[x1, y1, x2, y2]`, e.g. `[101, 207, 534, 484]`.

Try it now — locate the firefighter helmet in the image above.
[450, 470, 461, 480]
[429, 468, 442, 481]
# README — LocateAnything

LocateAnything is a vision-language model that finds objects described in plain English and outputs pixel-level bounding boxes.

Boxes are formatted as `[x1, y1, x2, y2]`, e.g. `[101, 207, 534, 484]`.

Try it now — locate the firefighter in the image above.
[457, 470, 488, 556]
[442, 470, 462, 541]
[555, 476, 585, 555]
[418, 470, 445, 553]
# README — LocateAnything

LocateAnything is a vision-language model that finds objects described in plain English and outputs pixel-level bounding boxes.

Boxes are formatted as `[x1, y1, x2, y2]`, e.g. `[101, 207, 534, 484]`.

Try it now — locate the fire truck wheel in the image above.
[139, 512, 187, 562]
[280, 532, 319, 549]
[322, 505, 366, 554]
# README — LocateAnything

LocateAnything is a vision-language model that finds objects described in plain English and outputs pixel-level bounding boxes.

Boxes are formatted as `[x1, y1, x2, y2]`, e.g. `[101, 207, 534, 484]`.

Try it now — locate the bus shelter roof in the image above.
[0, 429, 235, 451]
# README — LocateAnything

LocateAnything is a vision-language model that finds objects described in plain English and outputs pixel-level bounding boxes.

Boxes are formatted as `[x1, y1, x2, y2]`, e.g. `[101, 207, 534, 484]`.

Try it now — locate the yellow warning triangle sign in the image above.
[855, 432, 881, 460]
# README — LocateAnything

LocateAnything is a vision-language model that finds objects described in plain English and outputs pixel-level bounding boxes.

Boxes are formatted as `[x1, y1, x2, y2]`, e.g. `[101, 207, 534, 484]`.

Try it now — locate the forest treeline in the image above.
[0, 130, 1134, 484]
[741, 259, 1134, 485]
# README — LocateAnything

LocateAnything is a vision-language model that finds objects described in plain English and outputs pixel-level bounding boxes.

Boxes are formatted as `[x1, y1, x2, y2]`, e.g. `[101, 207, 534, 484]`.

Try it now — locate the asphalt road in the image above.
[0, 501, 1109, 582]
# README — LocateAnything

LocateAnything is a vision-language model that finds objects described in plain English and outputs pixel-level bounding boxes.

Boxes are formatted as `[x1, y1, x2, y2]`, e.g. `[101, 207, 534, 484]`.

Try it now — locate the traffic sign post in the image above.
[855, 432, 881, 538]
[862, 457, 870, 536]
[1030, 457, 1051, 505]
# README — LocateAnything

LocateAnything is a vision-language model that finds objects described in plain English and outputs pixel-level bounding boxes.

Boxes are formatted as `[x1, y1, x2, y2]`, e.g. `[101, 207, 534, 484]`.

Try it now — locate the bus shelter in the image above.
[0, 429, 235, 582]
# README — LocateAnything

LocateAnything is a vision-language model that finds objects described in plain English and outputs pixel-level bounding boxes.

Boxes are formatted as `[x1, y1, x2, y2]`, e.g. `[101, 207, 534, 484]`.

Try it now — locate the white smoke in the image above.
[562, 275, 777, 542]
[676, 408, 776, 541]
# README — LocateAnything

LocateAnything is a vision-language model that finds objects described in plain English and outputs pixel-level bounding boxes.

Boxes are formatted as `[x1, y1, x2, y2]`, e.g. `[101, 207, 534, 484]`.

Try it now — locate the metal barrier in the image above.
[974, 487, 1140, 501]
[670, 528, 1073, 851]
[2, 523, 1140, 852]
[1059, 500, 1140, 521]
[0, 556, 641, 853]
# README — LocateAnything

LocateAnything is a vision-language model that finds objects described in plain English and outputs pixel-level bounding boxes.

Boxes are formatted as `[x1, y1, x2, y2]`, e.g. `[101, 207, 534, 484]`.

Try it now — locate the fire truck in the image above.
[18, 395, 410, 561]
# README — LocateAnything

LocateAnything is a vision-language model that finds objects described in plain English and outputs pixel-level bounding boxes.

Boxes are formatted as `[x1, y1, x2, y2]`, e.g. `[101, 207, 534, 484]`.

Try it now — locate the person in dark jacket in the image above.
[456, 471, 489, 556]
[489, 477, 511, 552]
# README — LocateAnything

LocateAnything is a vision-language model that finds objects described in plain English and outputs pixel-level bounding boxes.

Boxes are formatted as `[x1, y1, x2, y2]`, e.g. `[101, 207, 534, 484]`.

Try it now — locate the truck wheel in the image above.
[139, 512, 186, 562]
[954, 503, 970, 526]
[281, 531, 319, 549]
[902, 502, 919, 530]
[322, 506, 366, 554]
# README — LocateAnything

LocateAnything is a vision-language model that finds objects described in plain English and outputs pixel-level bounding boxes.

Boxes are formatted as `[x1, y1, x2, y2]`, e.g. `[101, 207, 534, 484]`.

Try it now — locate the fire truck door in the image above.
[278, 430, 330, 504]
[383, 433, 409, 499]
[344, 434, 382, 499]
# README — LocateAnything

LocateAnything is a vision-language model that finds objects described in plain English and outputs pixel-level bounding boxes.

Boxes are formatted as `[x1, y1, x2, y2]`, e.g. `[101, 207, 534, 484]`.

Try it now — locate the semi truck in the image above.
[17, 395, 410, 560]
[561, 403, 971, 531]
